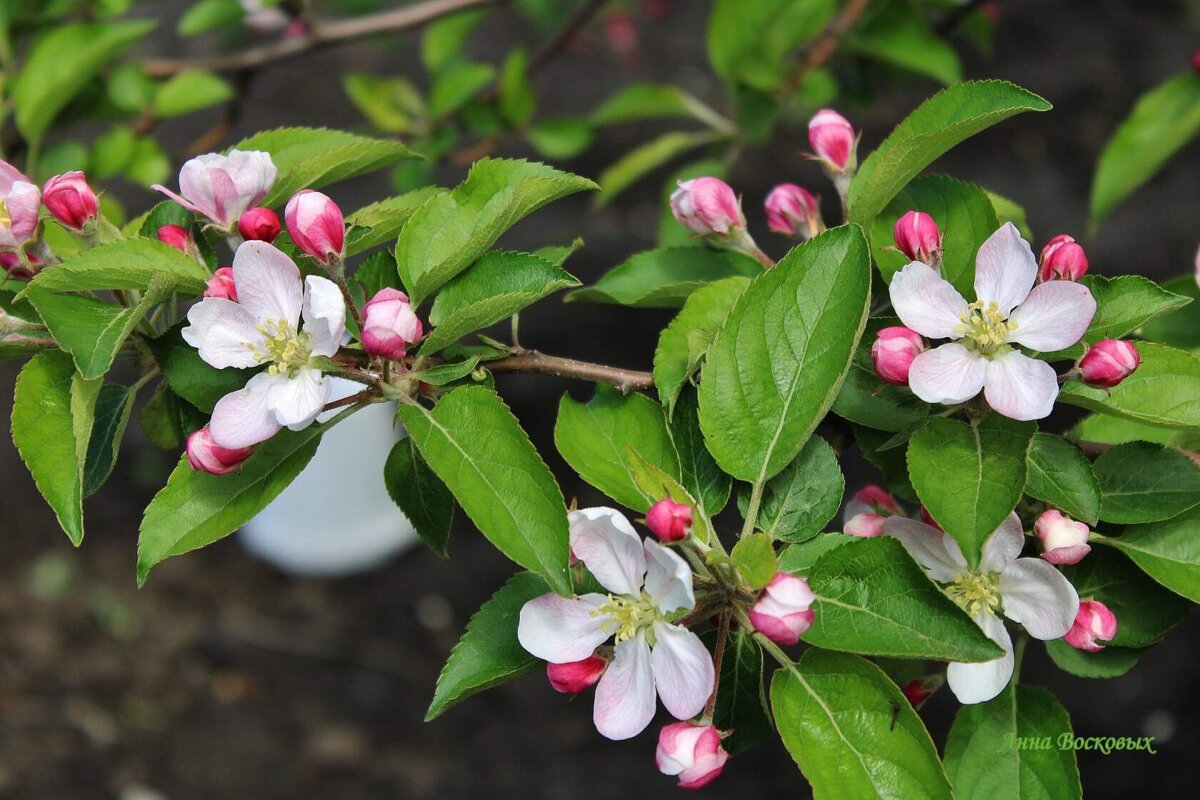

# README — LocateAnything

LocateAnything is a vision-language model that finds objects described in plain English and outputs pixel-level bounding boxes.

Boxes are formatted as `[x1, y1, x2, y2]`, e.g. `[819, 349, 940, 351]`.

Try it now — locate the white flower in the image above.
[153, 150, 277, 231]
[518, 508, 714, 741]
[885, 513, 1079, 704]
[888, 223, 1096, 420]
[182, 241, 345, 449]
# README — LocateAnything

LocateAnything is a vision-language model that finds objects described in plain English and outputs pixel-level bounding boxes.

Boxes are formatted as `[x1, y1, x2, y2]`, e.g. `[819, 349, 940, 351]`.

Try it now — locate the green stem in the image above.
[740, 481, 764, 539]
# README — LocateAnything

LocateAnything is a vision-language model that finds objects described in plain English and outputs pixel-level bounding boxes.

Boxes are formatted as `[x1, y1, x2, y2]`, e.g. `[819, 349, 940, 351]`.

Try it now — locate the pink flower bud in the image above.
[204, 267, 238, 301]
[749, 573, 815, 646]
[893, 211, 942, 265]
[655, 723, 728, 791]
[871, 326, 926, 386]
[1077, 339, 1140, 388]
[186, 426, 254, 475]
[152, 149, 277, 232]
[1063, 599, 1118, 653]
[361, 288, 423, 360]
[0, 181, 41, 250]
[1039, 234, 1089, 282]
[546, 655, 607, 694]
[157, 224, 194, 253]
[808, 108, 857, 173]
[285, 189, 345, 264]
[919, 506, 942, 531]
[669, 177, 744, 237]
[237, 206, 281, 243]
[603, 9, 639, 58]
[42, 171, 99, 231]
[845, 513, 886, 538]
[1034, 509, 1091, 565]
[764, 183, 822, 239]
[852, 485, 902, 515]
[1193, 50, 1200, 73]
[0, 251, 35, 279]
[902, 678, 937, 708]
[645, 498, 692, 543]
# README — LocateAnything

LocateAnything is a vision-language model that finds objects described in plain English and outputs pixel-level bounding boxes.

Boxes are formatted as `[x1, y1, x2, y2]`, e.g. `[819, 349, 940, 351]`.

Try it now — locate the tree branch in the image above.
[486, 350, 654, 392]
[785, 0, 872, 92]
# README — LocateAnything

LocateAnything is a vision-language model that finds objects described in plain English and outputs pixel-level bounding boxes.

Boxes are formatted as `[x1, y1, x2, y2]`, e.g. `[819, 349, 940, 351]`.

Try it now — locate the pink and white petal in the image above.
[209, 371, 283, 449]
[980, 513, 1025, 574]
[843, 499, 873, 524]
[232, 240, 303, 326]
[302, 275, 347, 357]
[177, 155, 220, 219]
[569, 508, 645, 596]
[1007, 280, 1097, 352]
[150, 184, 203, 216]
[593, 634, 657, 740]
[642, 539, 696, 614]
[908, 344, 987, 405]
[883, 516, 966, 583]
[998, 558, 1080, 640]
[181, 297, 263, 369]
[973, 223, 1037, 316]
[983, 351, 1059, 421]
[517, 592, 610, 663]
[888, 262, 970, 339]
[650, 622, 715, 721]
[946, 613, 1014, 704]
[267, 367, 329, 430]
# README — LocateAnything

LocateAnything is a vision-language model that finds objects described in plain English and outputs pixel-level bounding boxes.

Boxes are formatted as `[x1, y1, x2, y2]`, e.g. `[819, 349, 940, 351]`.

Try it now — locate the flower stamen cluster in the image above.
[958, 300, 1018, 356]
[946, 570, 1002, 618]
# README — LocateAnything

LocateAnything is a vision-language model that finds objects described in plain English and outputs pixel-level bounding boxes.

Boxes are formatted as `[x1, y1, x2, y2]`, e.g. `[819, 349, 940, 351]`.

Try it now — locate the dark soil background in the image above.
[2, 1, 1198, 798]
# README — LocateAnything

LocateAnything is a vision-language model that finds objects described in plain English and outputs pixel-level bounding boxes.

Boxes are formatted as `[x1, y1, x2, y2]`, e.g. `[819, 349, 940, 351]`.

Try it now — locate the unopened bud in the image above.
[546, 655, 607, 694]
[42, 171, 99, 231]
[187, 427, 254, 475]
[204, 267, 238, 301]
[1034, 509, 1090, 565]
[764, 183, 822, 240]
[669, 177, 744, 237]
[871, 326, 926, 386]
[749, 573, 815, 646]
[237, 206, 281, 243]
[1064, 599, 1117, 652]
[361, 288, 423, 360]
[656, 723, 728, 791]
[645, 498, 692, 543]
[893, 211, 942, 266]
[808, 109, 857, 174]
[1039, 234, 1088, 282]
[157, 224, 194, 254]
[1077, 339, 1140, 388]
[285, 189, 345, 264]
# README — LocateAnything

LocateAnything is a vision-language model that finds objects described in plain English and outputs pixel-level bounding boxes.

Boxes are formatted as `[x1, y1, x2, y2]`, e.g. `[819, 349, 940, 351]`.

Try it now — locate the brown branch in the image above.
[322, 388, 378, 412]
[486, 350, 654, 392]
[785, 0, 872, 92]
[142, 0, 501, 77]
[526, 0, 609, 75]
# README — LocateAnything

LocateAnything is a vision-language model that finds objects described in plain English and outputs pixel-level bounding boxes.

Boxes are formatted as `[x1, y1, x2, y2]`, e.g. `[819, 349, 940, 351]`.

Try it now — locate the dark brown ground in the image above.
[2, 1, 1198, 797]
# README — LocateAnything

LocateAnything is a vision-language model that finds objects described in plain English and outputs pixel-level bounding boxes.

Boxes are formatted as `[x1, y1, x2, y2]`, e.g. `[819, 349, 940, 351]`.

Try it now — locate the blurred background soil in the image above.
[2, 1, 1198, 797]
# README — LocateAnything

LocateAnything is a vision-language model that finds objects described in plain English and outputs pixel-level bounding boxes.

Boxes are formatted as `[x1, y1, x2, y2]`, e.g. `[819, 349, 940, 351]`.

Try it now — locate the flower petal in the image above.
[651, 622, 714, 721]
[181, 297, 263, 369]
[947, 612, 1014, 704]
[980, 513, 1024, 574]
[593, 634, 656, 740]
[1007, 280, 1097, 352]
[998, 558, 1080, 640]
[569, 507, 645, 596]
[643, 539, 695, 614]
[302, 275, 347, 357]
[517, 592, 610, 663]
[209, 371, 284, 448]
[232, 240, 303, 326]
[889, 261, 970, 339]
[908, 343, 987, 405]
[883, 516, 966, 583]
[973, 223, 1037, 315]
[266, 367, 329, 430]
[983, 351, 1059, 421]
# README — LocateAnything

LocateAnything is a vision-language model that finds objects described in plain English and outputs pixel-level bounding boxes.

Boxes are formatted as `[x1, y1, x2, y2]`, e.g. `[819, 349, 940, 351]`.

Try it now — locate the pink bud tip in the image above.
[1034, 509, 1091, 565]
[1064, 599, 1118, 652]
[902, 679, 933, 707]
[764, 183, 822, 239]
[871, 326, 926, 387]
[749, 573, 815, 646]
[919, 506, 942, 531]
[669, 177, 744, 237]
[1039, 234, 1089, 282]
[186, 427, 254, 475]
[808, 108, 856, 173]
[1193, 51, 1200, 73]
[546, 655, 607, 694]
[0, 251, 35, 279]
[42, 171, 99, 231]
[893, 211, 942, 265]
[285, 189, 345, 264]
[852, 485, 902, 515]
[157, 224, 193, 253]
[361, 287, 423, 360]
[204, 267, 238, 302]
[655, 723, 729, 791]
[237, 206, 281, 243]
[844, 512, 886, 538]
[645, 498, 692, 543]
[1077, 339, 1140, 388]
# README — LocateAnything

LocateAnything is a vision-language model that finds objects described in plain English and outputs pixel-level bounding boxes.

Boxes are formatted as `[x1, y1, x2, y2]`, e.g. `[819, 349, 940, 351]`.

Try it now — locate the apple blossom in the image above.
[1064, 600, 1118, 653]
[889, 223, 1097, 421]
[764, 183, 822, 240]
[0, 160, 41, 252]
[186, 427, 254, 475]
[547, 656, 608, 694]
[656, 722, 728, 790]
[871, 326, 926, 387]
[285, 189, 345, 264]
[1077, 339, 1140, 388]
[1034, 509, 1091, 565]
[1039, 234, 1088, 282]
[807, 109, 856, 173]
[893, 211, 942, 266]
[182, 240, 346, 449]
[238, 206, 281, 242]
[42, 171, 99, 231]
[886, 513, 1079, 703]
[843, 485, 902, 538]
[748, 572, 815, 645]
[518, 507, 714, 740]
[204, 267, 238, 301]
[157, 224, 194, 253]
[645, 498, 692, 543]
[153, 150, 277, 232]
[360, 288, 423, 360]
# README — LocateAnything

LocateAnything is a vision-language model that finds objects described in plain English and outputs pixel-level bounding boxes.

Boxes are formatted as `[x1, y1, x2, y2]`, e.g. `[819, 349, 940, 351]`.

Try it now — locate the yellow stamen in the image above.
[245, 318, 311, 377]
[946, 570, 1002, 618]
[595, 594, 660, 643]
[957, 300, 1018, 356]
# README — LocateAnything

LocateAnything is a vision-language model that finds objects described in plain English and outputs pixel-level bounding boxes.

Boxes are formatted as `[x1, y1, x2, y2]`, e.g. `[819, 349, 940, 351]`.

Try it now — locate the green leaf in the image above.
[139, 385, 189, 449]
[779, 533, 854, 574]
[986, 189, 1033, 239]
[590, 83, 731, 130]
[82, 382, 138, 497]
[1093, 442, 1200, 524]
[855, 424, 917, 502]
[153, 70, 233, 117]
[124, 136, 172, 186]
[666, 387, 731, 520]
[1071, 413, 1183, 448]
[399, 386, 571, 595]
[396, 158, 596, 303]
[569, 248, 759, 309]
[526, 118, 594, 160]
[909, 414, 1034, 567]
[1045, 275, 1192, 359]
[234, 127, 419, 206]
[744, 436, 843, 543]
[623, 444, 716, 545]
[699, 225, 871, 483]
[90, 125, 136, 179]
[710, 627, 771, 754]
[653, 276, 749, 415]
[848, 0, 962, 86]
[707, 0, 835, 91]
[150, 324, 249, 413]
[429, 61, 496, 117]
[422, 251, 580, 353]
[1101, 506, 1200, 602]
[770, 649, 954, 800]
[554, 385, 679, 512]
[1090, 72, 1200, 226]
[498, 48, 536, 127]
[384, 437, 455, 558]
[177, 0, 243, 35]
[944, 683, 1082, 800]
[1061, 548, 1190, 647]
[421, 8, 487, 73]
[107, 63, 156, 113]
[345, 187, 443, 256]
[344, 72, 423, 134]
[1025, 433, 1101, 525]
[1045, 638, 1148, 679]
[595, 130, 722, 205]
[21, 238, 210, 297]
[137, 423, 329, 583]
[832, 316, 931, 433]
[426, 571, 547, 720]
[731, 533, 778, 590]
[13, 20, 156, 142]
[804, 537, 1005, 661]
[1059, 343, 1200, 429]
[848, 81, 1052, 226]
[1141, 275, 1200, 350]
